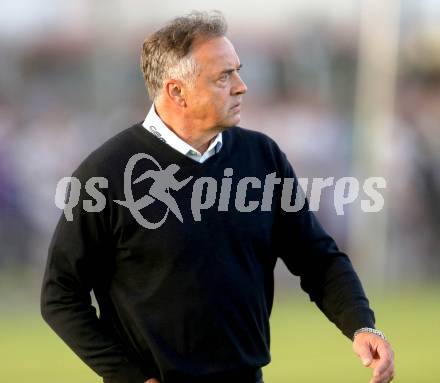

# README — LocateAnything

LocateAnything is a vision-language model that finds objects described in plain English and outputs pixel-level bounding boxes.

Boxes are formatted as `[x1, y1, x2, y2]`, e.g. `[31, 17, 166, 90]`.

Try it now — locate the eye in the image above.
[219, 72, 231, 81]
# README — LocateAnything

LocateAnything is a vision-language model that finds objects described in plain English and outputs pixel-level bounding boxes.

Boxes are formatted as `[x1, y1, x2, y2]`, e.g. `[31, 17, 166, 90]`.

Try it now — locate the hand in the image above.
[145, 379, 160, 383]
[352, 332, 395, 383]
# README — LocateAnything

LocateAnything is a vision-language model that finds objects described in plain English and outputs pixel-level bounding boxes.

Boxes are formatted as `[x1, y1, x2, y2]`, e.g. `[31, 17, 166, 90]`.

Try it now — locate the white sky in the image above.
[0, 0, 438, 38]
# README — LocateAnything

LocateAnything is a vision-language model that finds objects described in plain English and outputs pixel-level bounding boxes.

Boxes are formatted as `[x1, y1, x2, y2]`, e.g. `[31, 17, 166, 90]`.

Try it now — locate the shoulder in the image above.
[228, 126, 283, 153]
[72, 122, 141, 180]
[227, 126, 298, 178]
[227, 126, 289, 170]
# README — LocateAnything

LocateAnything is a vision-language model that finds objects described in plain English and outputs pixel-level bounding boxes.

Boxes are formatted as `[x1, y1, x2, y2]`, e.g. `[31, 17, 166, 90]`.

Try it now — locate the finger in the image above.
[381, 361, 395, 382]
[370, 372, 392, 383]
[371, 361, 394, 383]
[353, 341, 373, 366]
[374, 358, 391, 378]
[373, 345, 394, 377]
[370, 371, 394, 383]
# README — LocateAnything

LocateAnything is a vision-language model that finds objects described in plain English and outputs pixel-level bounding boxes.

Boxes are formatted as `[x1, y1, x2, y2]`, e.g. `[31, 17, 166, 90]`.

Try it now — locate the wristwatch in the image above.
[353, 327, 387, 341]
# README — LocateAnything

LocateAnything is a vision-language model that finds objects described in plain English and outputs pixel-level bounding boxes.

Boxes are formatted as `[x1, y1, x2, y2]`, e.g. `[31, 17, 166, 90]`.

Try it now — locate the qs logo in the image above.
[114, 153, 193, 229]
[54, 153, 386, 229]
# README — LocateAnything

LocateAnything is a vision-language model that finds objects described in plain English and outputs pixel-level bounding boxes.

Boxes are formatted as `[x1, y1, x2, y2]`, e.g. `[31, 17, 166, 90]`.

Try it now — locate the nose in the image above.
[231, 72, 247, 95]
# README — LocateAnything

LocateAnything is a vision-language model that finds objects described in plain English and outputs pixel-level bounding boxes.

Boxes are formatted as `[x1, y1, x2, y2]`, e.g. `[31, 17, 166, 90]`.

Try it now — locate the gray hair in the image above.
[140, 10, 228, 101]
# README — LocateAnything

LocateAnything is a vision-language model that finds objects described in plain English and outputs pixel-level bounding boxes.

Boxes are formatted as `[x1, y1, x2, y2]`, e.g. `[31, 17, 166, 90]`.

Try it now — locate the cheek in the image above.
[188, 86, 230, 120]
[188, 95, 208, 118]
[211, 98, 231, 122]
[214, 91, 231, 111]
[199, 94, 226, 117]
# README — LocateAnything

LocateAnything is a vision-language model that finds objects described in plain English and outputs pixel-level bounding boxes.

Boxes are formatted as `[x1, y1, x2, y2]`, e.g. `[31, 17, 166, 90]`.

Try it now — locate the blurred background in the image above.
[0, 0, 439, 382]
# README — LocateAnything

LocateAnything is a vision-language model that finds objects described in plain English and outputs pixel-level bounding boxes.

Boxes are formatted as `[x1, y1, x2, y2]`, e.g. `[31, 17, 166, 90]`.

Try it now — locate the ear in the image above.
[164, 80, 187, 107]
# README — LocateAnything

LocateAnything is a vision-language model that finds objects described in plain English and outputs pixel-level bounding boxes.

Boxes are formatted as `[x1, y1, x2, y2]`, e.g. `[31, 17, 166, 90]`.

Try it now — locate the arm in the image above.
[40, 170, 149, 383]
[274, 152, 375, 339]
[275, 152, 394, 382]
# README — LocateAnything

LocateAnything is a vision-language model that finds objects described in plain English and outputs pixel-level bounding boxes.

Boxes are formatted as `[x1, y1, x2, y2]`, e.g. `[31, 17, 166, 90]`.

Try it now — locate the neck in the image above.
[155, 103, 220, 155]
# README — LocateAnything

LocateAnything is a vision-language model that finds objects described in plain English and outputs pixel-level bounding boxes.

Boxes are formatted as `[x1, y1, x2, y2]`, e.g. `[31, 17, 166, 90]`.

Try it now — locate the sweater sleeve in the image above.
[274, 150, 376, 340]
[40, 166, 149, 383]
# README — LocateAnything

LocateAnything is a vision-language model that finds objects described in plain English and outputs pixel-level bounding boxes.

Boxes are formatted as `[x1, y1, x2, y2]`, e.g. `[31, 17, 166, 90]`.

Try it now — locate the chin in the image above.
[223, 120, 240, 129]
[216, 113, 241, 130]
[232, 115, 241, 126]
[229, 113, 241, 125]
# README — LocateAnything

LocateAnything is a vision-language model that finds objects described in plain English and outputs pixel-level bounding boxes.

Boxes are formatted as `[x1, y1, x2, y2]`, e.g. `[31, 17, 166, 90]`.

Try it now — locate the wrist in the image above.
[353, 327, 387, 341]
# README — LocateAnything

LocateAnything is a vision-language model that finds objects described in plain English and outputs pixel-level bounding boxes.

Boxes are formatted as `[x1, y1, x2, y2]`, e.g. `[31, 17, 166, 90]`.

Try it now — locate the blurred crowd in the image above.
[0, 5, 439, 284]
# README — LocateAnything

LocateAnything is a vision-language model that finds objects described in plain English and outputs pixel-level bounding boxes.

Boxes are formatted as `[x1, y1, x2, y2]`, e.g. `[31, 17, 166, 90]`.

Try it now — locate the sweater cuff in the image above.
[105, 359, 149, 383]
[339, 306, 376, 341]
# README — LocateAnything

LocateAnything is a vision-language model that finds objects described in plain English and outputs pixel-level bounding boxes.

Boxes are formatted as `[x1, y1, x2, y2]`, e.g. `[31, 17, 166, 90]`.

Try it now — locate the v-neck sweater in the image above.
[41, 122, 375, 383]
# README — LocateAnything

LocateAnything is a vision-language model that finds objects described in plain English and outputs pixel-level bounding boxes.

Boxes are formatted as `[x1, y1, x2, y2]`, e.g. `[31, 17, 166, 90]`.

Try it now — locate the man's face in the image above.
[183, 36, 247, 132]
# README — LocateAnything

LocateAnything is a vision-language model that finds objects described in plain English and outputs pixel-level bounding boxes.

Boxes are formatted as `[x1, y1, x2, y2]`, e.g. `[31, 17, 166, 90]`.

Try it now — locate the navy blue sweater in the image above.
[40, 123, 375, 383]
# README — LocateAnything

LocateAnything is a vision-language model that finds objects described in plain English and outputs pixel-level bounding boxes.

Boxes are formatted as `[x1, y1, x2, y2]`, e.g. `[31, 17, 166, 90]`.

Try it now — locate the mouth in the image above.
[230, 102, 241, 111]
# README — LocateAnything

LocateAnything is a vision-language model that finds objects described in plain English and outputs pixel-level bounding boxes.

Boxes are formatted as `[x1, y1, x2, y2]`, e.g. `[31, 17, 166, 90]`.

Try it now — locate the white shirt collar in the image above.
[142, 104, 223, 163]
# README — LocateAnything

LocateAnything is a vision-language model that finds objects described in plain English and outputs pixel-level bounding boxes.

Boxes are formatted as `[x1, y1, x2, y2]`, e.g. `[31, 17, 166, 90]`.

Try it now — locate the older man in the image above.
[41, 11, 394, 383]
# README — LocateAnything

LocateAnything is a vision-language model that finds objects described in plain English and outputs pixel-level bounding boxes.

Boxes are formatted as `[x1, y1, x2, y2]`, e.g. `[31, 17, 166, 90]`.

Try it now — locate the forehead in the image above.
[191, 36, 240, 73]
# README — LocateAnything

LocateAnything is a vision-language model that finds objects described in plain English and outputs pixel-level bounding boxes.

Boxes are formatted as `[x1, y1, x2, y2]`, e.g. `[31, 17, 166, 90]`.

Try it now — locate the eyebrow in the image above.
[219, 64, 242, 75]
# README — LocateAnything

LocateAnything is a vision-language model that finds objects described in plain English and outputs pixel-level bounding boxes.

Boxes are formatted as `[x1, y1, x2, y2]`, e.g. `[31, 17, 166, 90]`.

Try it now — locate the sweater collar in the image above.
[142, 104, 223, 162]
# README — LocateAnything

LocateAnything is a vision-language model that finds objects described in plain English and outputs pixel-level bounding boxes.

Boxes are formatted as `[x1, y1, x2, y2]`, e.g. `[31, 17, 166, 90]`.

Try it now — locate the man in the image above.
[41, 11, 394, 383]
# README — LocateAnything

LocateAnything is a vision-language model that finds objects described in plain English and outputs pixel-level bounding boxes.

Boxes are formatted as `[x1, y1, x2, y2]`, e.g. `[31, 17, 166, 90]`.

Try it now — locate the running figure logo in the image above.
[114, 153, 192, 229]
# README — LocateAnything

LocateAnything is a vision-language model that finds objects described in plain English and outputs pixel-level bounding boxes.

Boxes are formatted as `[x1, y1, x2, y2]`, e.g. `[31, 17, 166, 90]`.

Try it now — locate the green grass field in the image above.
[1, 267, 439, 382]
